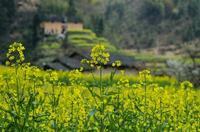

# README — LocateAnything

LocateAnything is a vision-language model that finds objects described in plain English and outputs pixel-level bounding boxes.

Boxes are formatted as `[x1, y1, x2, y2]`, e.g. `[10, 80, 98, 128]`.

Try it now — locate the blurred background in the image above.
[0, 0, 199, 86]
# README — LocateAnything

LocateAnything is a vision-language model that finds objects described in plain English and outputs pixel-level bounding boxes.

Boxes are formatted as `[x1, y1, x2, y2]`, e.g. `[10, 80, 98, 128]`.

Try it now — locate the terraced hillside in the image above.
[34, 29, 143, 71]
[67, 29, 116, 51]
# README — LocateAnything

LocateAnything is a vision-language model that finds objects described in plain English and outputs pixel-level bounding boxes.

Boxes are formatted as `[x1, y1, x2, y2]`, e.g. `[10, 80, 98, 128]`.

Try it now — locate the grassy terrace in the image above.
[67, 29, 116, 51]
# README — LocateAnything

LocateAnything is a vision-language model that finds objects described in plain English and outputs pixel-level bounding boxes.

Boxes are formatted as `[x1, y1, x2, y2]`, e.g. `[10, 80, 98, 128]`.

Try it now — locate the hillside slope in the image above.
[67, 29, 116, 51]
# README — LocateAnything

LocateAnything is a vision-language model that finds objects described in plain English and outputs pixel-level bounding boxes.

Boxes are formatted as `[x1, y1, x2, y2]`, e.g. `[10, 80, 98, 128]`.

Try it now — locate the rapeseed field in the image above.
[0, 43, 199, 131]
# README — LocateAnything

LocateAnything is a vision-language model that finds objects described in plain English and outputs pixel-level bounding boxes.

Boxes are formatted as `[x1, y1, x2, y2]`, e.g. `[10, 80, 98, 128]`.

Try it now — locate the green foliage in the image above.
[187, 0, 200, 17]
[1, 0, 200, 62]
[182, 17, 200, 41]
[35, 41, 61, 58]
[0, 2, 8, 35]
[68, 34, 96, 42]
[39, 0, 68, 15]
[67, 0, 81, 22]
[0, 0, 15, 46]
[67, 29, 96, 36]
[90, 15, 104, 35]
[141, 0, 165, 23]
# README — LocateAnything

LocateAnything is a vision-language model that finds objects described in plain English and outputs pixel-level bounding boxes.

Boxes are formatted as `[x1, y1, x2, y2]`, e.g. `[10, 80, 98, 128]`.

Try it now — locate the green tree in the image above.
[140, 0, 165, 24]
[188, 0, 200, 17]
[0, 2, 8, 36]
[39, 0, 68, 15]
[0, 0, 15, 46]
[67, 0, 80, 22]
[91, 15, 104, 36]
[0, 0, 15, 34]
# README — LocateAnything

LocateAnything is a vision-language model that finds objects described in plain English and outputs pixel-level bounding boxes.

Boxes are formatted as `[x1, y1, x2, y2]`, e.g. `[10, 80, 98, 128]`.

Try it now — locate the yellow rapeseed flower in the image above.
[90, 44, 110, 66]
[6, 42, 25, 66]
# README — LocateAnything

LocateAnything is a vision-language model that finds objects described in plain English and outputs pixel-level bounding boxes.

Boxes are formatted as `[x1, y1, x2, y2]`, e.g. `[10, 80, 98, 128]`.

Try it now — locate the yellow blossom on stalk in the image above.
[50, 71, 58, 82]
[117, 78, 130, 88]
[6, 42, 25, 66]
[44, 70, 59, 85]
[90, 44, 110, 66]
[27, 66, 41, 80]
[180, 81, 193, 90]
[139, 69, 152, 84]
[68, 69, 83, 85]
[81, 59, 90, 65]
[80, 67, 84, 72]
[112, 60, 122, 67]
[120, 70, 125, 75]
[81, 44, 110, 69]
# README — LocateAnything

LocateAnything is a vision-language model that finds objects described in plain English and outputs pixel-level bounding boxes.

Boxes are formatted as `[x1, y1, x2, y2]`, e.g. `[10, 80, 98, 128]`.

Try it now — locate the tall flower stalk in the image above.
[82, 44, 110, 131]
[6, 42, 25, 102]
[139, 70, 152, 129]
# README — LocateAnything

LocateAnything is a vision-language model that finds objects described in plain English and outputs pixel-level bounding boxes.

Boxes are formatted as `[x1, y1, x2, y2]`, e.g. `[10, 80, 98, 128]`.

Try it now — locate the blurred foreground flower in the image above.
[6, 42, 25, 67]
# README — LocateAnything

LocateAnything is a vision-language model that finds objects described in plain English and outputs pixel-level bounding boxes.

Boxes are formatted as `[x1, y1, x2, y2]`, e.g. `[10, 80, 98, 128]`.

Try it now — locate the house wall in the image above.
[67, 23, 83, 31]
[41, 22, 67, 35]
[40, 22, 83, 35]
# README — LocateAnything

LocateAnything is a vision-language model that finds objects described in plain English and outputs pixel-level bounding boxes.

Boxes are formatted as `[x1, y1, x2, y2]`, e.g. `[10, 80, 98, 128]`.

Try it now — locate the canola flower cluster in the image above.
[112, 60, 122, 67]
[82, 44, 110, 69]
[0, 43, 199, 131]
[6, 42, 25, 66]
[90, 44, 110, 65]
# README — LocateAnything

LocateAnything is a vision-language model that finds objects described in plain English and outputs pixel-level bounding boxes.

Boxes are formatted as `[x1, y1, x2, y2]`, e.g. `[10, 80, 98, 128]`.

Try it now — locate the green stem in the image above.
[117, 85, 120, 129]
[144, 74, 147, 130]
[160, 97, 162, 124]
[15, 66, 20, 102]
[100, 66, 104, 132]
[144, 74, 147, 120]
[71, 87, 74, 130]
[15, 66, 21, 129]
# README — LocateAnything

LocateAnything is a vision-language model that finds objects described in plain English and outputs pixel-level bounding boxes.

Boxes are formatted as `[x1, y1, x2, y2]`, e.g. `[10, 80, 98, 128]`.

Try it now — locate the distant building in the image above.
[40, 22, 67, 35]
[40, 21, 83, 36]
